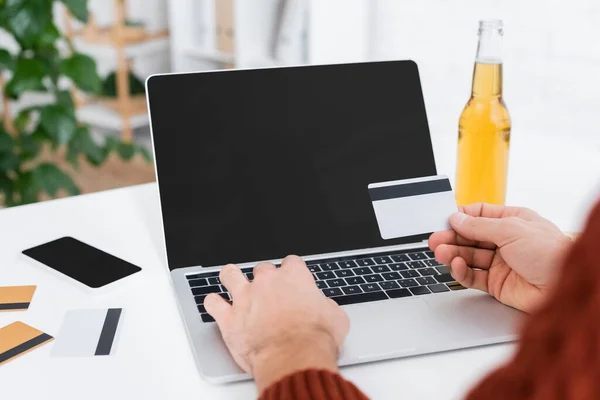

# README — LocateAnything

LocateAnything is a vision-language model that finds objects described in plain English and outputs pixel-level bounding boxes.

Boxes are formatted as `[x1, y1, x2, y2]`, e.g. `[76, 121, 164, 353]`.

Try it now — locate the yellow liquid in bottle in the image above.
[455, 62, 511, 206]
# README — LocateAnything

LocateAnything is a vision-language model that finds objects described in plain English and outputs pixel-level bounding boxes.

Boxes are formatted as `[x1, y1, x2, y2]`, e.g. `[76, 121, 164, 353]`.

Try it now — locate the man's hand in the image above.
[204, 255, 350, 393]
[429, 203, 572, 313]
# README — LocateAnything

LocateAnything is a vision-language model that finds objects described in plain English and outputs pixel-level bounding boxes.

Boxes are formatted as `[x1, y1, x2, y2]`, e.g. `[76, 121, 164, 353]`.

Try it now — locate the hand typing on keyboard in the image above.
[429, 203, 572, 313]
[204, 255, 349, 393]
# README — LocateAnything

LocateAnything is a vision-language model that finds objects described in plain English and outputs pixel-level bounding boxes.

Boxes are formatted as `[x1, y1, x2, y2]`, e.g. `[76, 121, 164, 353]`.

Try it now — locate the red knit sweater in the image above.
[260, 200, 600, 400]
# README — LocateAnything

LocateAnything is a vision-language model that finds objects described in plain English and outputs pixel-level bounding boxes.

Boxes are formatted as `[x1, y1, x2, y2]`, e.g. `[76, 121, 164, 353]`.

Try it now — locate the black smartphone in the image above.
[22, 237, 142, 288]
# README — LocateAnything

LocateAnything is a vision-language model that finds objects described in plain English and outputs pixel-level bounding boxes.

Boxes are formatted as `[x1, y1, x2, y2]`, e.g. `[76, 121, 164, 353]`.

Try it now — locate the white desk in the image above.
[1, 133, 599, 400]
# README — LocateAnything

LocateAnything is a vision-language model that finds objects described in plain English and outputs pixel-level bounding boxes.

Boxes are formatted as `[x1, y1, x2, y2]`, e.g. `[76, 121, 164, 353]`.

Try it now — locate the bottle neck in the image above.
[472, 22, 504, 97]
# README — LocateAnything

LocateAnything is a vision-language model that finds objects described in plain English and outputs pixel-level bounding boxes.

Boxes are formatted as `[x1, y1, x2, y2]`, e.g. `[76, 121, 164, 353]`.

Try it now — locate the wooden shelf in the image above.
[100, 94, 148, 115]
[64, 0, 167, 142]
[184, 47, 235, 64]
[73, 36, 169, 59]
[77, 103, 149, 132]
[74, 26, 169, 46]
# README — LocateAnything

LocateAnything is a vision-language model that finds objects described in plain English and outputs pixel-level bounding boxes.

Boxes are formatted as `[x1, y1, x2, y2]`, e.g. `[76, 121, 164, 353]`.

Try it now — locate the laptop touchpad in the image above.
[340, 297, 435, 362]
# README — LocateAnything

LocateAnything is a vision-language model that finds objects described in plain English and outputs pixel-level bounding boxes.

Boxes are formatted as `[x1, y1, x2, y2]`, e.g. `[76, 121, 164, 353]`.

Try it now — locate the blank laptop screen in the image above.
[147, 61, 437, 270]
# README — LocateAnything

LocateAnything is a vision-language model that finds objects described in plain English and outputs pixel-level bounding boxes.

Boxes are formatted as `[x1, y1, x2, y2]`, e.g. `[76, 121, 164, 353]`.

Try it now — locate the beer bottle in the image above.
[455, 20, 511, 206]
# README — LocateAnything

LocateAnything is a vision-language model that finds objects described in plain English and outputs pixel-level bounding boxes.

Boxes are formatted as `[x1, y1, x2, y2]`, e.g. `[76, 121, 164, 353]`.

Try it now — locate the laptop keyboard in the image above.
[186, 248, 466, 323]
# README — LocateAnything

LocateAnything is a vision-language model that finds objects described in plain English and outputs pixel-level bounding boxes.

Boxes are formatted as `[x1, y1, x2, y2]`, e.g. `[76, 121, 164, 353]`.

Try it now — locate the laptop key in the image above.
[391, 254, 410, 262]
[386, 289, 412, 298]
[322, 288, 343, 297]
[316, 271, 335, 280]
[245, 273, 254, 281]
[435, 273, 455, 283]
[409, 286, 432, 296]
[321, 263, 340, 271]
[220, 285, 228, 293]
[208, 277, 221, 285]
[316, 281, 327, 289]
[188, 278, 208, 287]
[218, 292, 231, 301]
[356, 258, 375, 266]
[380, 281, 400, 290]
[428, 284, 450, 293]
[398, 279, 419, 288]
[201, 313, 215, 323]
[436, 266, 450, 274]
[408, 261, 426, 269]
[364, 274, 384, 283]
[416, 276, 437, 286]
[360, 283, 382, 292]
[197, 305, 206, 313]
[326, 279, 346, 287]
[425, 251, 435, 258]
[373, 256, 393, 264]
[330, 291, 387, 306]
[338, 261, 358, 269]
[389, 263, 408, 271]
[346, 276, 366, 285]
[408, 252, 428, 260]
[381, 272, 401, 281]
[447, 282, 467, 291]
[308, 265, 321, 273]
[419, 268, 438, 276]
[342, 285, 363, 295]
[353, 267, 372, 275]
[335, 269, 354, 278]
[192, 285, 220, 296]
[194, 295, 207, 304]
[372, 265, 391, 273]
[400, 270, 419, 278]
[423, 259, 442, 267]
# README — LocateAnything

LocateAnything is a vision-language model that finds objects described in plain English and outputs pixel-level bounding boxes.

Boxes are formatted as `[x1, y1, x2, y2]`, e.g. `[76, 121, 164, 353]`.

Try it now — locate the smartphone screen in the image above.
[22, 237, 141, 288]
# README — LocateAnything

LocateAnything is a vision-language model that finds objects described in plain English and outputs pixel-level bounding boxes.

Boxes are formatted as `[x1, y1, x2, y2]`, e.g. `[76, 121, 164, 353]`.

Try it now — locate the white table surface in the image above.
[1, 132, 599, 400]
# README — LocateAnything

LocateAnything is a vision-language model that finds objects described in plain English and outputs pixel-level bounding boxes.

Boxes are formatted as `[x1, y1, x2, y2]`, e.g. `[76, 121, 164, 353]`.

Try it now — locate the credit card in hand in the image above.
[368, 175, 457, 239]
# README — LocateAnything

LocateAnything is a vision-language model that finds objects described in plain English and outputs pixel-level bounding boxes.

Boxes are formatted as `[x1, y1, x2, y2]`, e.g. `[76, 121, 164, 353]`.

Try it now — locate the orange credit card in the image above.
[0, 285, 37, 312]
[0, 321, 54, 366]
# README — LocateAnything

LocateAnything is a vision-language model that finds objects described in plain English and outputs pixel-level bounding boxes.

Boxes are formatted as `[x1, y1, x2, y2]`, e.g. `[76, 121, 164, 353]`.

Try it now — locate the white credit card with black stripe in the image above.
[51, 308, 123, 357]
[368, 175, 457, 239]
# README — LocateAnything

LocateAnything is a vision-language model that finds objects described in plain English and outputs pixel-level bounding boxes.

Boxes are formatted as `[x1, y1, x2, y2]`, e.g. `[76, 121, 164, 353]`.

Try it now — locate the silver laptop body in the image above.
[146, 61, 523, 384]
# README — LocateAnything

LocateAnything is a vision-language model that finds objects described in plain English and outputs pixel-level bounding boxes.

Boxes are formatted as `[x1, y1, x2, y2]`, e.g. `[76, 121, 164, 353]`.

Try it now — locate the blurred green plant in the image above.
[0, 0, 150, 207]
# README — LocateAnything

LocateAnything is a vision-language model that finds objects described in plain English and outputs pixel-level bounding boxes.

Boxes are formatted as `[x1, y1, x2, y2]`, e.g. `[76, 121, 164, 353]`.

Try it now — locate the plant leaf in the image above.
[4, 56, 48, 99]
[138, 145, 152, 162]
[60, 0, 89, 23]
[0, 48, 14, 71]
[32, 163, 80, 197]
[57, 90, 75, 110]
[68, 126, 106, 167]
[14, 105, 42, 132]
[36, 22, 60, 48]
[60, 53, 101, 93]
[0, 173, 14, 205]
[13, 171, 38, 205]
[0, 129, 14, 153]
[117, 141, 135, 160]
[0, 0, 52, 49]
[0, 129, 19, 173]
[39, 104, 77, 145]
[0, 152, 19, 173]
[18, 131, 41, 162]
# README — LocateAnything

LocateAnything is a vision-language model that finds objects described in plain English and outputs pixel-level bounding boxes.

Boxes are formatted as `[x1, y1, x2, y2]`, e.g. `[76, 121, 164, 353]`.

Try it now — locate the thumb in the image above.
[449, 212, 521, 246]
[204, 293, 232, 328]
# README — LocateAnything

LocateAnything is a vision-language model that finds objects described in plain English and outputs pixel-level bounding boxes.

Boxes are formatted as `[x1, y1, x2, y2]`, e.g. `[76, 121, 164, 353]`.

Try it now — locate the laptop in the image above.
[146, 60, 522, 384]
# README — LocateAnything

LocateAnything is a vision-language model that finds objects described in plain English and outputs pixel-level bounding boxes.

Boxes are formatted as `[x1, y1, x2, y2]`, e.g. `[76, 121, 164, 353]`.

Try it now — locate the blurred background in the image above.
[1, 0, 599, 208]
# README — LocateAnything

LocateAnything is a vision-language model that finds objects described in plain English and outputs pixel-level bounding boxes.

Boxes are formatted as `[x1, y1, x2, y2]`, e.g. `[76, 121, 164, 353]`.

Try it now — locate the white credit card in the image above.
[368, 175, 457, 239]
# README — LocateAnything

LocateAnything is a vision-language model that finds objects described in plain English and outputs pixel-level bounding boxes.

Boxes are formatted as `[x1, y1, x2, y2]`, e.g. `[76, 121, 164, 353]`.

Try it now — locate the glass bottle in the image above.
[455, 19, 511, 206]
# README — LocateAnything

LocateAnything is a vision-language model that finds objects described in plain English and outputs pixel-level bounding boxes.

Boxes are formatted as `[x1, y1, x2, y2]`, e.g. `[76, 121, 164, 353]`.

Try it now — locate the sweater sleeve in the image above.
[466, 199, 600, 400]
[259, 369, 370, 400]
